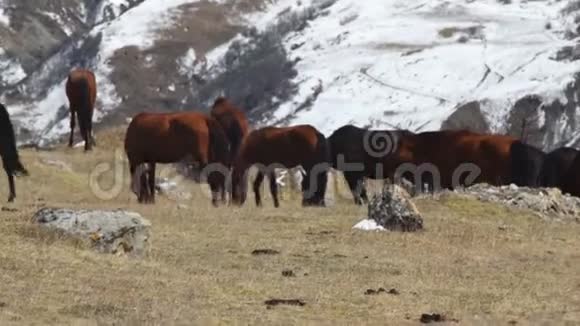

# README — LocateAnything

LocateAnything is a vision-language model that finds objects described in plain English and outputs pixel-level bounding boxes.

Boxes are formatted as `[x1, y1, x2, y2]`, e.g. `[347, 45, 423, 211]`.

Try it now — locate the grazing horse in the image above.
[385, 130, 536, 191]
[210, 97, 250, 163]
[538, 147, 579, 189]
[66, 68, 97, 151]
[124, 111, 230, 206]
[328, 124, 414, 205]
[0, 104, 28, 202]
[562, 153, 580, 197]
[231, 125, 329, 207]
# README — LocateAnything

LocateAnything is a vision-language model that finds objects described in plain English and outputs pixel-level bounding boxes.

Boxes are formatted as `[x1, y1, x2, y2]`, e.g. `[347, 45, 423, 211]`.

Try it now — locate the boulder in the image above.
[34, 208, 151, 257]
[367, 184, 424, 232]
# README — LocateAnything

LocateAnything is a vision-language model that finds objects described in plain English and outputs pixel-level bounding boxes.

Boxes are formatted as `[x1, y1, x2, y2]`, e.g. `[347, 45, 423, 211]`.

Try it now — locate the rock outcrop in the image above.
[34, 207, 151, 257]
[445, 183, 580, 222]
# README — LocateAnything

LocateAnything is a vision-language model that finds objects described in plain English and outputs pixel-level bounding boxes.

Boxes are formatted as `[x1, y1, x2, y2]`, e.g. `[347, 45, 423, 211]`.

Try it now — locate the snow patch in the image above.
[0, 6, 9, 26]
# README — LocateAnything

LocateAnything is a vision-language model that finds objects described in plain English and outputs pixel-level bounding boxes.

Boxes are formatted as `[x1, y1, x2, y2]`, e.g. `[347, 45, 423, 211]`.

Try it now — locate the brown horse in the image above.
[385, 130, 526, 192]
[211, 97, 250, 163]
[66, 68, 97, 151]
[124, 111, 230, 206]
[231, 125, 329, 207]
[0, 103, 28, 202]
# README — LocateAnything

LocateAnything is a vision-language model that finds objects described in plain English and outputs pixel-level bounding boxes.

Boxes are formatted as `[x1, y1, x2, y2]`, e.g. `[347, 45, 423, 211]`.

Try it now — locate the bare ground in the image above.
[0, 128, 579, 325]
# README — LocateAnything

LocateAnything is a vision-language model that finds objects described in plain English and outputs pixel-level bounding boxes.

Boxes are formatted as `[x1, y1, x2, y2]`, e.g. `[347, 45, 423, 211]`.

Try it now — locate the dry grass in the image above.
[0, 127, 579, 325]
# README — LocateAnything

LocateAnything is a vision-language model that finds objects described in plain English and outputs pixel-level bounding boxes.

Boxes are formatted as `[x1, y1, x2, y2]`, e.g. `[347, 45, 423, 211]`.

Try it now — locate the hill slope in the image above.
[1, 0, 580, 150]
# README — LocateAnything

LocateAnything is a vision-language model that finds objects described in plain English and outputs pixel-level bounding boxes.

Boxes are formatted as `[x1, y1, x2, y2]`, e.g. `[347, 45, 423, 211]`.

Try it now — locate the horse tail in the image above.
[206, 117, 231, 167]
[227, 121, 245, 164]
[314, 130, 330, 205]
[77, 78, 92, 142]
[0, 104, 28, 176]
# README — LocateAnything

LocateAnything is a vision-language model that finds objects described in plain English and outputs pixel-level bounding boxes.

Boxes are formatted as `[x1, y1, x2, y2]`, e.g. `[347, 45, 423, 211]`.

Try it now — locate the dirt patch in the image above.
[281, 269, 296, 277]
[419, 313, 458, 323]
[264, 299, 306, 308]
[364, 287, 400, 295]
[251, 249, 280, 255]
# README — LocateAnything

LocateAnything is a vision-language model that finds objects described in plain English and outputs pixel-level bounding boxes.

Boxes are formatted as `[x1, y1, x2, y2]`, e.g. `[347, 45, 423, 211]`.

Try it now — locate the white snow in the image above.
[353, 219, 385, 231]
[271, 0, 580, 135]
[0, 6, 9, 26]
[6, 0, 580, 147]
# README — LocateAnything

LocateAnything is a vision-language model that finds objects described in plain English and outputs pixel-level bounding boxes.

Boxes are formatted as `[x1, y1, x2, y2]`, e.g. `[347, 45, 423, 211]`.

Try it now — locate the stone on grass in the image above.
[367, 184, 424, 232]
[34, 207, 151, 257]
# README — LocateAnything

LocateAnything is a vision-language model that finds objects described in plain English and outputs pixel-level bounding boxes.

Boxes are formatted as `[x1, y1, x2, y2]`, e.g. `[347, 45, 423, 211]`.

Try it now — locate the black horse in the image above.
[328, 124, 413, 205]
[509, 141, 546, 187]
[537, 147, 579, 188]
[0, 103, 28, 202]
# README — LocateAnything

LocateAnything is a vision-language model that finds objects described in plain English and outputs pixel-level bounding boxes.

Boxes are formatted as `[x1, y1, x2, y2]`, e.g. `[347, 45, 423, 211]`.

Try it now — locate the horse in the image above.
[0, 104, 28, 202]
[210, 97, 250, 163]
[385, 130, 537, 192]
[538, 147, 579, 189]
[66, 68, 97, 151]
[562, 153, 580, 197]
[327, 124, 414, 205]
[230, 125, 329, 207]
[509, 141, 546, 188]
[124, 111, 230, 206]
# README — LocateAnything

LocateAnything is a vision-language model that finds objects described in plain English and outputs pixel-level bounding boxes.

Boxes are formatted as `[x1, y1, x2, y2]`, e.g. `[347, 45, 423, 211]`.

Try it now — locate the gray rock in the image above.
[34, 207, 151, 257]
[368, 184, 424, 232]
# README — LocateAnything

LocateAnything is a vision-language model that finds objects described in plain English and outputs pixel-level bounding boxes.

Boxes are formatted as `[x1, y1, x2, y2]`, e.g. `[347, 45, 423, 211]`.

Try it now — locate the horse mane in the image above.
[212, 96, 228, 108]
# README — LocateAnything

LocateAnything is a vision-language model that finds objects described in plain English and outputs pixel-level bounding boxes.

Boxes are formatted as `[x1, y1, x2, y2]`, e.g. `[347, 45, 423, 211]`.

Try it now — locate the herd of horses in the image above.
[1, 68, 580, 207]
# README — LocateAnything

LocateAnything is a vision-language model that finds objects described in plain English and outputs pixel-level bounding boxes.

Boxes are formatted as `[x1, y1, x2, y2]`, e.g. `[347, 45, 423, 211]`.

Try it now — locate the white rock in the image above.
[34, 207, 151, 257]
[353, 219, 385, 231]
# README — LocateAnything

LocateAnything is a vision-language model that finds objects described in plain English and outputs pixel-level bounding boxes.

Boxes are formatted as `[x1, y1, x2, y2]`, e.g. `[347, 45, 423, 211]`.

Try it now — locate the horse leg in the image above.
[148, 163, 156, 204]
[6, 170, 15, 202]
[343, 172, 364, 205]
[69, 110, 76, 147]
[139, 166, 149, 203]
[269, 170, 280, 208]
[253, 170, 265, 207]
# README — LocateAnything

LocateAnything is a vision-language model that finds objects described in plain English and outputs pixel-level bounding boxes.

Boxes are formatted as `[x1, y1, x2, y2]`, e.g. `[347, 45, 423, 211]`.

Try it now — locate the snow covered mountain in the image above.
[1, 0, 580, 151]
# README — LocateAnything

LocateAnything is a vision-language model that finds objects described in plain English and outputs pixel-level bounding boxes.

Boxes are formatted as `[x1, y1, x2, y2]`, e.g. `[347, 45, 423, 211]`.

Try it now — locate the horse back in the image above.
[241, 124, 324, 167]
[66, 68, 97, 111]
[394, 130, 516, 187]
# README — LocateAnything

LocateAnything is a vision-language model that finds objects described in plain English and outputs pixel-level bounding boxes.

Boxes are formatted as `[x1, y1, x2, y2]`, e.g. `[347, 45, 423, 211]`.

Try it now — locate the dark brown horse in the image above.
[385, 130, 526, 191]
[0, 103, 28, 202]
[211, 97, 250, 163]
[231, 125, 329, 207]
[328, 124, 414, 205]
[66, 68, 97, 151]
[538, 147, 579, 189]
[124, 111, 230, 206]
[561, 151, 580, 197]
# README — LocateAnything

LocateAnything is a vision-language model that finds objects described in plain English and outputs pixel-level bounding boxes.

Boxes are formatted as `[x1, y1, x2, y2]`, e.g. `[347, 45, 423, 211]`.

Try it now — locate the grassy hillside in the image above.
[0, 128, 579, 325]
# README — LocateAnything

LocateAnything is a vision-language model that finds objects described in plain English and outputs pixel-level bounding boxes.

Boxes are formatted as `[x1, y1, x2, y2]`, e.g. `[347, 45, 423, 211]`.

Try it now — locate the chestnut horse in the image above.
[231, 125, 329, 207]
[0, 103, 28, 202]
[124, 111, 230, 206]
[210, 97, 250, 163]
[328, 124, 414, 205]
[66, 68, 97, 151]
[385, 130, 539, 192]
